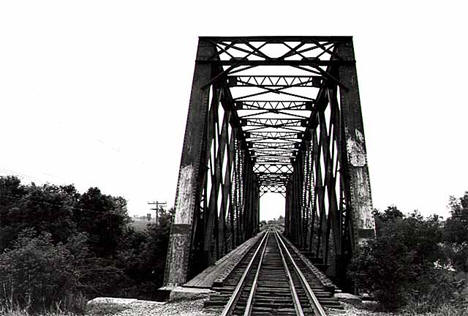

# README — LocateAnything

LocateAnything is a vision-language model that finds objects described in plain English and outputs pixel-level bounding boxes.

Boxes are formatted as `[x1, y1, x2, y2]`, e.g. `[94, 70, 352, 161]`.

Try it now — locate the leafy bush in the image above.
[77, 257, 133, 298]
[350, 230, 417, 309]
[0, 229, 84, 312]
[350, 207, 449, 310]
[0, 176, 173, 311]
[443, 193, 468, 272]
[115, 208, 172, 299]
[404, 263, 465, 313]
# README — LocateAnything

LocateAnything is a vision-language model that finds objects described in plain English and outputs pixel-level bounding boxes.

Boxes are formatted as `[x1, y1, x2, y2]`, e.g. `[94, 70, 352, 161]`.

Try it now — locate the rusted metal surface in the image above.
[164, 37, 375, 289]
[164, 42, 216, 286]
[336, 41, 376, 245]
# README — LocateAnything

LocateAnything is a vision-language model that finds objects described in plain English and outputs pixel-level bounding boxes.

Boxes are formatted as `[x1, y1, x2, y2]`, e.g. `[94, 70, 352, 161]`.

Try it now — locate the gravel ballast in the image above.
[88, 298, 217, 316]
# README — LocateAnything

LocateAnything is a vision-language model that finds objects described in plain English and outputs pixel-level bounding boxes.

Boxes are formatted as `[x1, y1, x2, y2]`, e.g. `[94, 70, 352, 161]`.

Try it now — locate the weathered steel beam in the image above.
[197, 60, 353, 66]
[235, 100, 313, 111]
[164, 41, 216, 287]
[205, 108, 231, 264]
[227, 75, 323, 88]
[199, 35, 352, 42]
[335, 40, 376, 247]
[165, 36, 375, 291]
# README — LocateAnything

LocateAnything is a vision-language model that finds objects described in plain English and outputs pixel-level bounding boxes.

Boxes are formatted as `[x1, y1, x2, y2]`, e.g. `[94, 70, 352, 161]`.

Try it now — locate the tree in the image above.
[0, 176, 26, 211]
[0, 176, 26, 249]
[351, 229, 416, 309]
[142, 207, 172, 285]
[443, 192, 468, 271]
[74, 188, 130, 257]
[0, 181, 77, 250]
[373, 205, 404, 235]
[115, 207, 173, 298]
[0, 176, 176, 303]
[351, 207, 446, 310]
[0, 229, 85, 312]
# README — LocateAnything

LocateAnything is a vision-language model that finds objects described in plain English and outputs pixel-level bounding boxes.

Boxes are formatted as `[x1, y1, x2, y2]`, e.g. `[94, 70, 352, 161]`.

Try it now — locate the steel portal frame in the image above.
[164, 36, 375, 287]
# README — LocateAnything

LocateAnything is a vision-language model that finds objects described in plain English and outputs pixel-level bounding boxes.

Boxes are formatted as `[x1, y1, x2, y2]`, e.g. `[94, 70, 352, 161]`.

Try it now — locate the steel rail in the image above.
[242, 232, 269, 316]
[220, 230, 270, 316]
[275, 231, 328, 316]
[273, 231, 305, 316]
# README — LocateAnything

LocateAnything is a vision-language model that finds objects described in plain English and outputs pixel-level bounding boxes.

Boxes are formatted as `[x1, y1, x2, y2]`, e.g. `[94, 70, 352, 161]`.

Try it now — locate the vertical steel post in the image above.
[163, 41, 216, 287]
[336, 40, 376, 248]
[163, 37, 375, 289]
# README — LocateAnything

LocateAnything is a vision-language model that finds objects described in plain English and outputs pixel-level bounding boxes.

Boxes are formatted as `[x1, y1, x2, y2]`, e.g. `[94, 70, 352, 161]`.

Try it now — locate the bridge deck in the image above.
[184, 233, 264, 288]
[184, 230, 337, 295]
[205, 230, 343, 314]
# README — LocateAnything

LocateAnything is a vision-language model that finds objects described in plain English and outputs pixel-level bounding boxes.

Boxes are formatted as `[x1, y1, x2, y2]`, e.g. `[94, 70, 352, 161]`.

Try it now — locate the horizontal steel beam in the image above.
[235, 101, 313, 110]
[228, 76, 323, 88]
[199, 35, 353, 42]
[197, 60, 354, 66]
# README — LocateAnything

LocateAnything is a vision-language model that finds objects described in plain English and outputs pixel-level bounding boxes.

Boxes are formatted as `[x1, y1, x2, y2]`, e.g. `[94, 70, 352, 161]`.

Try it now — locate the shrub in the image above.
[351, 232, 417, 309]
[114, 208, 172, 299]
[350, 207, 447, 310]
[443, 193, 468, 272]
[0, 229, 85, 312]
[404, 264, 465, 313]
[0, 176, 172, 307]
[78, 257, 132, 298]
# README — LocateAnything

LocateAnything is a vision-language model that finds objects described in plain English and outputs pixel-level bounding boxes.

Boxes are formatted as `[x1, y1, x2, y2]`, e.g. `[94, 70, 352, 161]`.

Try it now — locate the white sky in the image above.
[0, 1, 467, 221]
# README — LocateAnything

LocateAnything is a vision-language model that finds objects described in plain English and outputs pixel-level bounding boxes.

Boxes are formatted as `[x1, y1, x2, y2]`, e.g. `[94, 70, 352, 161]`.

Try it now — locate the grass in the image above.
[0, 292, 88, 316]
[402, 303, 468, 316]
[338, 300, 468, 316]
[0, 303, 129, 316]
[0, 295, 132, 316]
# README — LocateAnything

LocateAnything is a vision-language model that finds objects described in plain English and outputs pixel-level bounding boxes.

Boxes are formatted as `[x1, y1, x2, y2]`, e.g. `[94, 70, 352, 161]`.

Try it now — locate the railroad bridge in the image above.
[163, 36, 375, 293]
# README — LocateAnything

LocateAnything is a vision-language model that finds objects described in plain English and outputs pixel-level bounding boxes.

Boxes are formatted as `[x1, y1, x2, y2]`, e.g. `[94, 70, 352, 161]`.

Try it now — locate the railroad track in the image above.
[206, 229, 340, 315]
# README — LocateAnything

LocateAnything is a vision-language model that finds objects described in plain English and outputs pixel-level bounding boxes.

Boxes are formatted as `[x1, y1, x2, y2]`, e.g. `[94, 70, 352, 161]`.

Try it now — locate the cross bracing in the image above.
[235, 101, 313, 110]
[164, 36, 376, 290]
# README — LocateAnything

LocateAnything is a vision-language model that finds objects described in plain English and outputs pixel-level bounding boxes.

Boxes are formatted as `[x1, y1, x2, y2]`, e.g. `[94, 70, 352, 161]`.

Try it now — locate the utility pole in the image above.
[148, 201, 167, 223]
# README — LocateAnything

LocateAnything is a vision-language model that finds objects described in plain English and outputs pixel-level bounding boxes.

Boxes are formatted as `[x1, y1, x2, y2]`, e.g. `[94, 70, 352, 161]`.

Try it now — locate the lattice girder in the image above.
[164, 37, 375, 290]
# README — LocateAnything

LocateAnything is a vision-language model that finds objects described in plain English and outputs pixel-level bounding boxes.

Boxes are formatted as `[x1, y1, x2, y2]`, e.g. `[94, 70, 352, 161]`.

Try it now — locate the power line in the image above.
[147, 200, 167, 223]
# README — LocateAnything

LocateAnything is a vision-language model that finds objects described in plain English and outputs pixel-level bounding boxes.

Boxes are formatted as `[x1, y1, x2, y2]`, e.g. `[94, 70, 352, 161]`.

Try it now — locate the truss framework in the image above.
[164, 36, 376, 289]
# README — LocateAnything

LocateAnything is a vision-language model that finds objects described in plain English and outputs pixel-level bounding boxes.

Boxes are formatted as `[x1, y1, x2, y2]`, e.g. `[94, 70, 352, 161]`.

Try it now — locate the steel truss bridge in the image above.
[164, 36, 375, 289]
